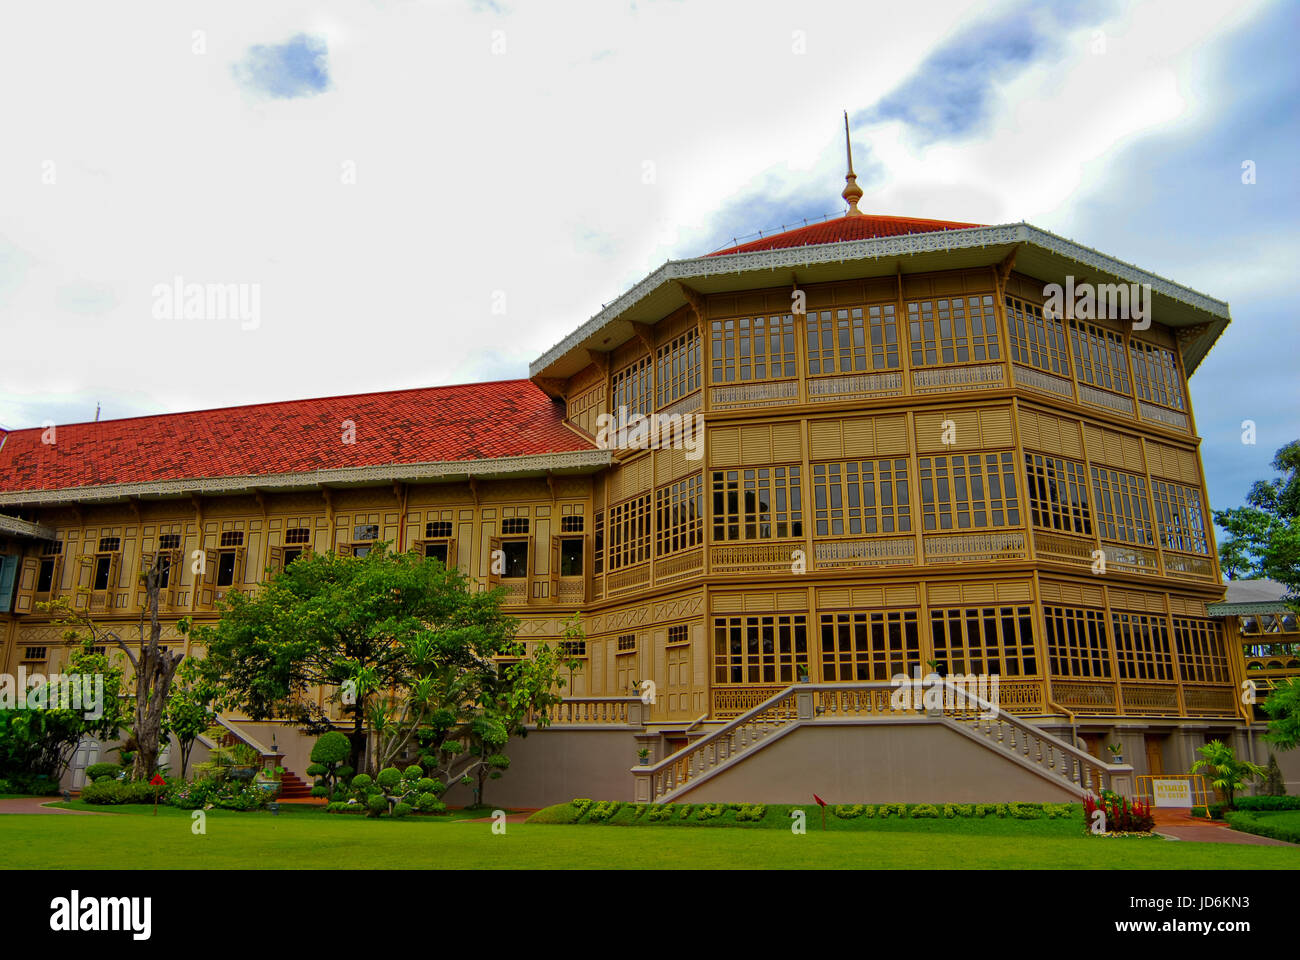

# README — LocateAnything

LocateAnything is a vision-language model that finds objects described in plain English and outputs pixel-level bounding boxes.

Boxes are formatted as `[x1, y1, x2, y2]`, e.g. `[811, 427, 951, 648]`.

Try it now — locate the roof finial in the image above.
[842, 110, 863, 217]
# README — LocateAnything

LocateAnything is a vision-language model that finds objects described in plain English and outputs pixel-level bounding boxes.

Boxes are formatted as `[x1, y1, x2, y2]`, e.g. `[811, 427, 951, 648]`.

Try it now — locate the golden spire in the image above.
[842, 110, 863, 217]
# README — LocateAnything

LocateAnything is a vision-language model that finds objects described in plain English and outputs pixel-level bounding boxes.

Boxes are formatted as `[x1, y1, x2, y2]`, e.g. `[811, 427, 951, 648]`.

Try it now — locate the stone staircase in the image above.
[632, 681, 1134, 804]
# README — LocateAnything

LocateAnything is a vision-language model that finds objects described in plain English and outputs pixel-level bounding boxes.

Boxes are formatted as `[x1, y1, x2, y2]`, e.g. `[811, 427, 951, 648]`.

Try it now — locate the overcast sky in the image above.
[0, 0, 1295, 517]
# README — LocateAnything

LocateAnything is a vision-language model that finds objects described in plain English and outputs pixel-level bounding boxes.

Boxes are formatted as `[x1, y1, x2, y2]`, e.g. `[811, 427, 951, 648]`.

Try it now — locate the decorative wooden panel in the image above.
[1083, 424, 1145, 472]
[1107, 587, 1166, 614]
[808, 414, 907, 460]
[915, 406, 1012, 453]
[1039, 579, 1105, 607]
[1018, 408, 1084, 459]
[1146, 441, 1199, 483]
[710, 422, 801, 467]
[608, 455, 652, 502]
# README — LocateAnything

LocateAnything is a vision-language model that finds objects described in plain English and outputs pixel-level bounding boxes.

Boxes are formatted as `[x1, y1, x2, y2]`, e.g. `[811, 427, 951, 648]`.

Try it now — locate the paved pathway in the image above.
[1152, 809, 1294, 846]
[0, 796, 103, 815]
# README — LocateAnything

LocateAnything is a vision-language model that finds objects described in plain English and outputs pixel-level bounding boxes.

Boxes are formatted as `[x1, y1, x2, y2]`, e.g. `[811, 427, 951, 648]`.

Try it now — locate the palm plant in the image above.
[1190, 740, 1264, 809]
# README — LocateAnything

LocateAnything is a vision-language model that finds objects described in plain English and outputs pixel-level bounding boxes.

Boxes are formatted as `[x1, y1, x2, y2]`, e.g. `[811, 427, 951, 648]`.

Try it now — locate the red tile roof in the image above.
[0, 380, 593, 494]
[707, 213, 982, 256]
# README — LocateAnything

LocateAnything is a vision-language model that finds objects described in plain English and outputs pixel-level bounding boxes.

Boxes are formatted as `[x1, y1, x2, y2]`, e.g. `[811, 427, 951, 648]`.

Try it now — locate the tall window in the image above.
[917, 452, 1019, 531]
[607, 494, 651, 570]
[656, 330, 700, 407]
[929, 607, 1038, 676]
[713, 614, 808, 684]
[1070, 322, 1131, 395]
[611, 355, 652, 418]
[1112, 612, 1174, 681]
[710, 315, 797, 383]
[1044, 606, 1111, 678]
[811, 459, 910, 536]
[1006, 295, 1069, 375]
[820, 610, 920, 681]
[1090, 467, 1153, 545]
[1174, 618, 1230, 684]
[656, 474, 703, 555]
[1024, 453, 1092, 535]
[1151, 480, 1208, 554]
[907, 294, 999, 367]
[806, 304, 899, 375]
[711, 467, 803, 540]
[1129, 340, 1185, 411]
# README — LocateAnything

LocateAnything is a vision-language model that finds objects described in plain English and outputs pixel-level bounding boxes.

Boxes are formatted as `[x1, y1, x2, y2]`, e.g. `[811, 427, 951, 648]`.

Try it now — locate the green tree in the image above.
[306, 730, 352, 797]
[36, 554, 186, 781]
[1213, 441, 1300, 593]
[193, 545, 520, 774]
[1261, 677, 1300, 752]
[1190, 739, 1264, 809]
[0, 645, 128, 781]
[162, 657, 216, 777]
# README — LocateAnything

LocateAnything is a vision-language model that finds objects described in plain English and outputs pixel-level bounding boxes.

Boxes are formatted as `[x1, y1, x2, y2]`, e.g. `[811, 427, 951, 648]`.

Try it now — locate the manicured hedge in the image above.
[1234, 795, 1300, 812]
[529, 799, 1081, 827]
[1224, 810, 1300, 845]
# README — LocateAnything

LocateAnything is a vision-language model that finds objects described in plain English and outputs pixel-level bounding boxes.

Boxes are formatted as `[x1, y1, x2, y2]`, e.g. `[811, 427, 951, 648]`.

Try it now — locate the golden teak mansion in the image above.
[2, 167, 1292, 805]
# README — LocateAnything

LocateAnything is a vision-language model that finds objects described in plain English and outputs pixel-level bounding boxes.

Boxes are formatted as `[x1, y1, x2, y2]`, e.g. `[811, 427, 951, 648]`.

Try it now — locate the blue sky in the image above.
[0, 0, 1294, 524]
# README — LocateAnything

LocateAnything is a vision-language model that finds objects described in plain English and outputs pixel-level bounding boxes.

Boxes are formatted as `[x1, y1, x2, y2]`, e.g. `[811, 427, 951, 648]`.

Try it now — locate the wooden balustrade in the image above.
[533, 697, 643, 726]
[1162, 551, 1214, 581]
[1077, 382, 1135, 416]
[1119, 682, 1180, 715]
[655, 550, 703, 585]
[1137, 401, 1189, 432]
[1182, 685, 1237, 717]
[814, 536, 914, 569]
[1100, 541, 1160, 575]
[710, 541, 802, 573]
[923, 530, 1026, 563]
[713, 685, 786, 718]
[1012, 364, 1073, 399]
[911, 363, 1005, 394]
[709, 380, 799, 410]
[606, 563, 651, 595]
[1050, 680, 1118, 713]
[1033, 532, 1094, 568]
[806, 371, 904, 402]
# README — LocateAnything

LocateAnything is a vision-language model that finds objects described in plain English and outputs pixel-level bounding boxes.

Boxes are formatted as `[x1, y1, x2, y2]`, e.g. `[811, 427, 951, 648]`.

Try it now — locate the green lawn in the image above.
[1, 802, 1296, 869]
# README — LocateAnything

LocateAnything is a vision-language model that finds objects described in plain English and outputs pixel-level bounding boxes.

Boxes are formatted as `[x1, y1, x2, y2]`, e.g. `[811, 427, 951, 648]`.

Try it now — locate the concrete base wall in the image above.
[672, 722, 1079, 804]
[439, 728, 642, 808]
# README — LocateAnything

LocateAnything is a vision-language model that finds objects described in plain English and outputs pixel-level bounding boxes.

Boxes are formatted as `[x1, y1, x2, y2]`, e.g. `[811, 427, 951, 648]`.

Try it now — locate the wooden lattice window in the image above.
[819, 610, 919, 682]
[1070, 321, 1131, 395]
[220, 531, 245, 547]
[1174, 618, 1230, 684]
[611, 354, 652, 420]
[1112, 612, 1174, 681]
[811, 458, 911, 536]
[560, 640, 587, 657]
[1130, 340, 1185, 411]
[667, 624, 689, 645]
[655, 474, 703, 555]
[713, 614, 809, 684]
[805, 304, 900, 375]
[559, 515, 584, 533]
[159, 534, 181, 550]
[1024, 453, 1092, 535]
[918, 453, 1019, 531]
[501, 517, 530, 536]
[425, 521, 452, 539]
[1091, 467, 1153, 545]
[607, 494, 651, 570]
[1006, 295, 1069, 375]
[711, 466, 803, 540]
[22, 646, 48, 662]
[1152, 480, 1207, 555]
[98, 537, 121, 552]
[929, 606, 1038, 677]
[907, 294, 999, 367]
[617, 634, 637, 651]
[656, 329, 700, 407]
[1044, 606, 1111, 678]
[709, 315, 797, 383]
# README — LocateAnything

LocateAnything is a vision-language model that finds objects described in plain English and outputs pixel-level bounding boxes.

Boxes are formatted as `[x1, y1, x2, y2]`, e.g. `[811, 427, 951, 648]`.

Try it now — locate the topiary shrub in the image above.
[85, 763, 124, 783]
[404, 765, 423, 780]
[377, 767, 402, 791]
[366, 794, 388, 817]
[309, 731, 352, 795]
[415, 793, 446, 814]
[350, 774, 373, 792]
[909, 804, 940, 818]
[391, 802, 413, 819]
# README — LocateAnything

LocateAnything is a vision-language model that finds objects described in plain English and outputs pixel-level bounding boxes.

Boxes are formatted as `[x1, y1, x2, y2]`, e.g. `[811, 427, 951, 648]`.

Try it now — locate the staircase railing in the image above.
[632, 681, 1133, 803]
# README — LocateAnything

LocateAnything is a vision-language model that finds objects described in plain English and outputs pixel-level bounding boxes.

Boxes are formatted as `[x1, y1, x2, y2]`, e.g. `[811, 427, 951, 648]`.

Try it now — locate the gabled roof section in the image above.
[1206, 578, 1297, 616]
[0, 380, 600, 501]
[531, 222, 1231, 381]
[707, 213, 982, 256]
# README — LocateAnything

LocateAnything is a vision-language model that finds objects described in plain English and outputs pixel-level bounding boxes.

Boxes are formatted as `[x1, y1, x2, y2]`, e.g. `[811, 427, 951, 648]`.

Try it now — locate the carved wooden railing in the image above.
[655, 550, 703, 585]
[806, 371, 904, 401]
[531, 697, 645, 727]
[911, 363, 1005, 394]
[1162, 551, 1214, 581]
[710, 541, 802, 573]
[637, 681, 1130, 803]
[814, 536, 914, 569]
[923, 530, 1026, 563]
[1050, 680, 1118, 714]
[1077, 383, 1135, 416]
[1119, 682, 1180, 716]
[1181, 685, 1239, 717]
[1100, 541, 1160, 575]
[1137, 401, 1189, 432]
[1033, 531, 1094, 567]
[606, 563, 651, 595]
[710, 380, 799, 410]
[1011, 364, 1073, 399]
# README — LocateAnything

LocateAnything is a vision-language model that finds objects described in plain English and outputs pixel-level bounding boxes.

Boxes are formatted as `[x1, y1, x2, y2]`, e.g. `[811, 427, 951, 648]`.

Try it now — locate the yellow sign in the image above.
[1152, 778, 1192, 807]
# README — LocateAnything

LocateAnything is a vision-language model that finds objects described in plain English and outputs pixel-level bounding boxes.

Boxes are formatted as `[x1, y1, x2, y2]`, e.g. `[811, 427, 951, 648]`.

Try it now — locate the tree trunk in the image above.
[130, 559, 184, 781]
